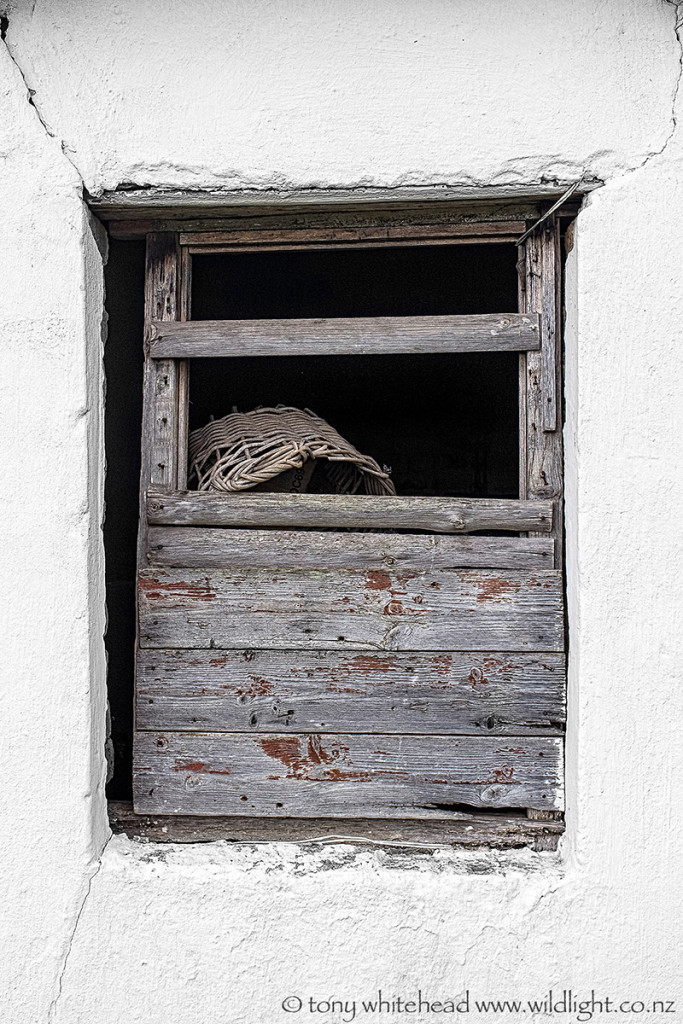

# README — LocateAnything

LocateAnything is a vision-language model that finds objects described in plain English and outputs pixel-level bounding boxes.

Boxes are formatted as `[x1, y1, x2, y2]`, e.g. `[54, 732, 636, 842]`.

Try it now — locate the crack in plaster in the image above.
[2, 6, 681, 202]
[0, 13, 84, 186]
[47, 833, 113, 1024]
[637, 1, 683, 169]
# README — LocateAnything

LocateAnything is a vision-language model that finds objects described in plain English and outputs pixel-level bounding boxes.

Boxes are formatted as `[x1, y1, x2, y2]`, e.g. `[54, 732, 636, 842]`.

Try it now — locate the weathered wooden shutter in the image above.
[133, 219, 565, 829]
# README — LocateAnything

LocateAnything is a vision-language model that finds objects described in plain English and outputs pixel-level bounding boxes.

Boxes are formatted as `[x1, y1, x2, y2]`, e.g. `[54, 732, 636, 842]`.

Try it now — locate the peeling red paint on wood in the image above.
[468, 657, 516, 688]
[138, 566, 564, 651]
[469, 666, 489, 688]
[137, 649, 566, 735]
[342, 654, 395, 674]
[133, 732, 564, 815]
[475, 576, 522, 603]
[258, 735, 303, 772]
[258, 734, 369, 782]
[366, 570, 392, 591]
[174, 760, 232, 776]
[139, 574, 216, 604]
[243, 676, 275, 697]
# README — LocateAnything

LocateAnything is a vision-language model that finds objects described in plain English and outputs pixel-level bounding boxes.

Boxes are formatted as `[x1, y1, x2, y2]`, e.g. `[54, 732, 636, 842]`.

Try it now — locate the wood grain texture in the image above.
[147, 527, 555, 570]
[136, 648, 566, 735]
[176, 245, 192, 489]
[524, 229, 562, 504]
[526, 808, 562, 821]
[146, 490, 553, 534]
[137, 566, 564, 652]
[138, 235, 179, 570]
[517, 239, 528, 502]
[143, 236, 179, 486]
[133, 731, 563, 815]
[109, 800, 564, 850]
[104, 198, 562, 240]
[187, 239, 523, 254]
[541, 221, 558, 431]
[180, 221, 526, 248]
[523, 222, 564, 570]
[148, 313, 540, 359]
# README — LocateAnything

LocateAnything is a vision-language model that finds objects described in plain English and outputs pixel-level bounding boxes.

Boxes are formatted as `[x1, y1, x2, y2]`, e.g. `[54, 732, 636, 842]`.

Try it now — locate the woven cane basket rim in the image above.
[188, 405, 396, 496]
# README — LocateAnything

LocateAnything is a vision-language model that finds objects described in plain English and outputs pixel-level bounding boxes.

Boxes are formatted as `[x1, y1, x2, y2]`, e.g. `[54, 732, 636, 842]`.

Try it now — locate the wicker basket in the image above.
[189, 406, 396, 496]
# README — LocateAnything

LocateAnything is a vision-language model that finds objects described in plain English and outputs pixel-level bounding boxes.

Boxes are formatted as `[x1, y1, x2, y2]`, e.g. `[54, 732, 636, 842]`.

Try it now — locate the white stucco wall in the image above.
[1, 2, 682, 1022]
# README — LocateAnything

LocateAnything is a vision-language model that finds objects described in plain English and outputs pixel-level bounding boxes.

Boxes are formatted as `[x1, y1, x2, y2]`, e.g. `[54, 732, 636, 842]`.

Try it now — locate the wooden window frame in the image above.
[111, 200, 569, 849]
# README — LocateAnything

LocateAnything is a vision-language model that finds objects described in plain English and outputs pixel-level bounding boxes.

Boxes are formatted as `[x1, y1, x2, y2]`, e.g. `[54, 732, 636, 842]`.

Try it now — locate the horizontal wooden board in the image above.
[147, 527, 555, 570]
[138, 567, 564, 652]
[109, 800, 564, 850]
[147, 491, 554, 534]
[186, 238, 523, 254]
[133, 732, 563, 816]
[137, 649, 566, 735]
[102, 196, 585, 239]
[180, 221, 526, 247]
[148, 313, 540, 359]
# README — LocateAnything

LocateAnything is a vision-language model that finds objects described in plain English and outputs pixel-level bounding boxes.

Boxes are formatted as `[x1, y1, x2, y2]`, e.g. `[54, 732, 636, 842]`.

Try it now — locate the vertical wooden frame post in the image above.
[176, 246, 192, 490]
[138, 233, 180, 566]
[520, 218, 563, 571]
[520, 217, 564, 823]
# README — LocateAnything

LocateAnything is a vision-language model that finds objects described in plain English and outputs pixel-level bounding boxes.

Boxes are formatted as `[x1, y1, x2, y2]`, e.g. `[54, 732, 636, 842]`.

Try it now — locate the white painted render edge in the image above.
[87, 180, 603, 212]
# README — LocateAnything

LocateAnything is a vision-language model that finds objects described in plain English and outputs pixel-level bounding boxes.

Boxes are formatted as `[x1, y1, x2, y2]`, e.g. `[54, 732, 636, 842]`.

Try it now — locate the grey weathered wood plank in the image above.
[187, 238, 523, 254]
[147, 527, 555, 570]
[137, 234, 179, 566]
[133, 732, 563, 815]
[148, 313, 540, 359]
[109, 800, 564, 850]
[138, 567, 564, 652]
[524, 230, 562, 501]
[105, 198, 561, 239]
[180, 221, 527, 248]
[146, 490, 553, 534]
[523, 223, 563, 569]
[175, 245, 192, 490]
[541, 220, 558, 431]
[517, 239, 528, 502]
[142, 235, 179, 489]
[136, 649, 566, 735]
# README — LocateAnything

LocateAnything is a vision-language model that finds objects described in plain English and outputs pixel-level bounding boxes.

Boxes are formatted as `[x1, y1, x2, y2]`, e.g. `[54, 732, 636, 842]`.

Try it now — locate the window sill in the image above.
[108, 801, 563, 851]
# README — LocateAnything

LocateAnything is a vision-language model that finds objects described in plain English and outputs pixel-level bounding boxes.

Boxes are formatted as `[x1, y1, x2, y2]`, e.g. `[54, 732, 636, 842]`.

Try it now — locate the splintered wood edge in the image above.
[108, 801, 563, 850]
[146, 491, 554, 534]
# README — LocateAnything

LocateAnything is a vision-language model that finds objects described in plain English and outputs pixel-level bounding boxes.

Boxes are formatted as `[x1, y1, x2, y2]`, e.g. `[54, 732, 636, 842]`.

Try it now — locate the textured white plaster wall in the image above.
[1, 2, 682, 1023]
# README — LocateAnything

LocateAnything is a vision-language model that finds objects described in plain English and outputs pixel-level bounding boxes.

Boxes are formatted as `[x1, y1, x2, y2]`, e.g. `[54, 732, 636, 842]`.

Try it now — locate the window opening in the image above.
[103, 211, 567, 845]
